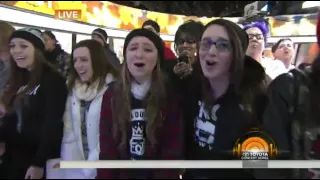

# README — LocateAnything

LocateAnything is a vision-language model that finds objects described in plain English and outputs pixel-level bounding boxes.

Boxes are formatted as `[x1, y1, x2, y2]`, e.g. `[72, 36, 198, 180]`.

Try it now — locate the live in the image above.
[58, 11, 79, 19]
